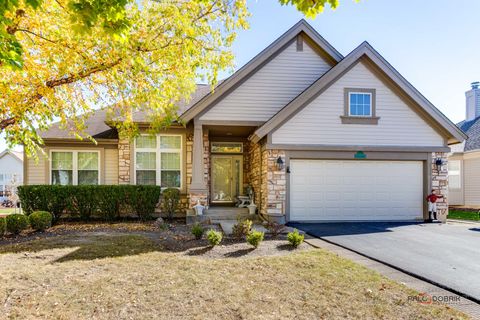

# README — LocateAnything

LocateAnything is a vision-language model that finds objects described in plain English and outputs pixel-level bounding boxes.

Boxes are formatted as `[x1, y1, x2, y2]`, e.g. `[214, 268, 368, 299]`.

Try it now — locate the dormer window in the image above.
[341, 88, 379, 124]
[349, 92, 372, 116]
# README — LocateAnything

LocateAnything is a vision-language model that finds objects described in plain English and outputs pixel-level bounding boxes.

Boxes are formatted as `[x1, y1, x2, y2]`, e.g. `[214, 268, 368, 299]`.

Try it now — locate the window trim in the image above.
[133, 133, 183, 189]
[341, 88, 379, 124]
[448, 159, 462, 190]
[49, 150, 101, 185]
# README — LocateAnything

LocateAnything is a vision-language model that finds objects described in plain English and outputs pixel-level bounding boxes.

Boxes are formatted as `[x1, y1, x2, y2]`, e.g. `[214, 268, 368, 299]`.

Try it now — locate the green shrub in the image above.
[129, 185, 162, 221]
[191, 223, 204, 240]
[246, 230, 264, 248]
[70, 185, 98, 220]
[162, 188, 180, 220]
[18, 185, 70, 223]
[96, 186, 122, 222]
[287, 229, 304, 248]
[29, 211, 53, 231]
[18, 185, 162, 223]
[206, 229, 222, 246]
[232, 218, 252, 239]
[6, 214, 29, 234]
[0, 217, 5, 236]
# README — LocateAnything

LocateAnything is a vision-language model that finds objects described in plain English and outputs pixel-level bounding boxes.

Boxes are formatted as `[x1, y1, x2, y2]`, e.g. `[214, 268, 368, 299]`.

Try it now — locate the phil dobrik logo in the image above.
[408, 292, 460, 305]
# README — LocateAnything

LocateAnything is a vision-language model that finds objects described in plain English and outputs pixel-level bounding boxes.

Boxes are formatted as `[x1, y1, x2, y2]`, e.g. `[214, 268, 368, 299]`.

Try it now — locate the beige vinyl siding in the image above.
[104, 148, 119, 185]
[199, 41, 332, 122]
[272, 61, 444, 147]
[464, 156, 480, 205]
[448, 155, 464, 206]
[26, 152, 47, 185]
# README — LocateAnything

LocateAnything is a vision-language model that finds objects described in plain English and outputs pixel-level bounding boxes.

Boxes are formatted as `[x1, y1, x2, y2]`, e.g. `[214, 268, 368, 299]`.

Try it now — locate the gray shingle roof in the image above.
[39, 84, 214, 140]
[457, 117, 480, 151]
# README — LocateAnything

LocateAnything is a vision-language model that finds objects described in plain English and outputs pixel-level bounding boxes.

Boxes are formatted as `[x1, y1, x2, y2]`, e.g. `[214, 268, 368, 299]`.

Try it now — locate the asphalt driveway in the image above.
[290, 221, 480, 302]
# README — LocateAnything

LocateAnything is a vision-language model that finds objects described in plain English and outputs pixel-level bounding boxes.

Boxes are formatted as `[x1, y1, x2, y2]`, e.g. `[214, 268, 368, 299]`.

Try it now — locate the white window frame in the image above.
[448, 160, 462, 190]
[134, 134, 183, 189]
[348, 92, 372, 117]
[49, 150, 101, 185]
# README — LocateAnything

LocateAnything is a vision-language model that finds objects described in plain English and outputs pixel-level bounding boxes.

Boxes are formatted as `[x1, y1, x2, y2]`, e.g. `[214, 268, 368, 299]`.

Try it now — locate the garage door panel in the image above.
[290, 160, 423, 221]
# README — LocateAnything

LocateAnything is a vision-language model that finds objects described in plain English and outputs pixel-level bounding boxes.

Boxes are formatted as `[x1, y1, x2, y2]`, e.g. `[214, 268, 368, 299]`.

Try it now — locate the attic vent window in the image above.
[296, 35, 303, 52]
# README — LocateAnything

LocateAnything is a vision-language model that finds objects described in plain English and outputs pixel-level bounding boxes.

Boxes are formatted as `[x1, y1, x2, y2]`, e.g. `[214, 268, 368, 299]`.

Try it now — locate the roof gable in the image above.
[252, 42, 467, 144]
[198, 38, 334, 123]
[180, 19, 343, 122]
[0, 149, 23, 163]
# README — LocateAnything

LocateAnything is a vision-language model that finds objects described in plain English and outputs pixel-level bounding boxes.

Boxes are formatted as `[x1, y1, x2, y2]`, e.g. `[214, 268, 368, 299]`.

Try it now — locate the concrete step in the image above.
[204, 207, 250, 220]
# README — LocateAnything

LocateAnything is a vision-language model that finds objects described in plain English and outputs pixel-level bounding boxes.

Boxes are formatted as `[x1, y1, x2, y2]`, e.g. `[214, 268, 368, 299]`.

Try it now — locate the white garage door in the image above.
[289, 160, 423, 221]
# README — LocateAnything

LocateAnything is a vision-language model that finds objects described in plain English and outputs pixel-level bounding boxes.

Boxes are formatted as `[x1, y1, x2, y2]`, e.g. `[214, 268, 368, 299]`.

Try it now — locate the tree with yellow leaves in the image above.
[0, 0, 343, 156]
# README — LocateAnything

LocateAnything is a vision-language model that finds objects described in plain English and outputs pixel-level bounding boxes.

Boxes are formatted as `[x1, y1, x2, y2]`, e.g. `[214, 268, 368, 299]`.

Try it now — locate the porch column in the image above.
[189, 119, 208, 207]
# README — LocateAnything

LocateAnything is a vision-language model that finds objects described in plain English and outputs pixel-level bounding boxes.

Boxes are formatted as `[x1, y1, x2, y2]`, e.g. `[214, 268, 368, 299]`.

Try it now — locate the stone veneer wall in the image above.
[118, 138, 131, 184]
[261, 149, 286, 221]
[245, 141, 262, 208]
[432, 152, 448, 220]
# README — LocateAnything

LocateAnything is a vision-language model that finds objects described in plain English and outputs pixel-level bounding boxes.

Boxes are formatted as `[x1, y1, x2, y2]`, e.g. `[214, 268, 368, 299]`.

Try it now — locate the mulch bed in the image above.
[0, 221, 159, 246]
[0, 220, 312, 259]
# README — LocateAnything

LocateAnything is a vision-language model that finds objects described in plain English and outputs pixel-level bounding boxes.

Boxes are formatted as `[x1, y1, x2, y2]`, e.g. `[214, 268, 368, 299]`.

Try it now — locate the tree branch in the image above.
[0, 118, 16, 130]
[1, 58, 123, 132]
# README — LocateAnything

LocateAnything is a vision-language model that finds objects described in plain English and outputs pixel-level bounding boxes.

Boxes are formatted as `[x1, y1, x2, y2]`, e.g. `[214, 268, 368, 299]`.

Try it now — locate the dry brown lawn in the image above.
[0, 232, 468, 320]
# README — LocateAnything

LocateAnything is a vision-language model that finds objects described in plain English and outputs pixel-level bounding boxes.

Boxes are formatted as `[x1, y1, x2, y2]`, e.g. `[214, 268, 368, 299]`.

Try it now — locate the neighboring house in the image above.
[25, 20, 466, 222]
[0, 149, 23, 201]
[449, 82, 480, 206]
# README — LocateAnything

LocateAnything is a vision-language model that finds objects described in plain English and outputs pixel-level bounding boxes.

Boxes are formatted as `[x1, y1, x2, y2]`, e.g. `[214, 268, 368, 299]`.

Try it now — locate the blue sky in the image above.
[2, 0, 479, 151]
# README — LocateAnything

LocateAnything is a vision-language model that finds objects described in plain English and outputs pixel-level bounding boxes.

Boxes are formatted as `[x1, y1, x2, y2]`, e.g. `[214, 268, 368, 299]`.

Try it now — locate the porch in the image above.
[187, 121, 263, 215]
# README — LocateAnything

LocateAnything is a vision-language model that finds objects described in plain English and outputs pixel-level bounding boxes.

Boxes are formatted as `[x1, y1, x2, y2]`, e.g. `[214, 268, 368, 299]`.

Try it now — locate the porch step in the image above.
[204, 207, 250, 220]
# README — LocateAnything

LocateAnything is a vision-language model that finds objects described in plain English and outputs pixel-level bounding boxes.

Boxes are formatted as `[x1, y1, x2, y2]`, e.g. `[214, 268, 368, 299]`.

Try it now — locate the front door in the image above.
[211, 155, 243, 204]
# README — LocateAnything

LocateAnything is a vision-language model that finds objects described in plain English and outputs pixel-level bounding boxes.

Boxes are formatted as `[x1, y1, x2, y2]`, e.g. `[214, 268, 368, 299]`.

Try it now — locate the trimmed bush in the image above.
[191, 223, 204, 240]
[6, 214, 29, 234]
[206, 229, 222, 246]
[18, 185, 70, 223]
[162, 188, 180, 220]
[29, 211, 53, 231]
[95, 186, 121, 222]
[246, 230, 264, 248]
[70, 185, 98, 220]
[232, 218, 252, 239]
[263, 220, 285, 238]
[129, 185, 162, 221]
[17, 185, 162, 223]
[0, 217, 5, 236]
[287, 229, 304, 248]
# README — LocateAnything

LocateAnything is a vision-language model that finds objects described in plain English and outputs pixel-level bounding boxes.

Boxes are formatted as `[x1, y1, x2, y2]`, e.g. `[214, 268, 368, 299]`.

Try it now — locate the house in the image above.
[24, 20, 466, 223]
[0, 149, 23, 201]
[449, 82, 480, 206]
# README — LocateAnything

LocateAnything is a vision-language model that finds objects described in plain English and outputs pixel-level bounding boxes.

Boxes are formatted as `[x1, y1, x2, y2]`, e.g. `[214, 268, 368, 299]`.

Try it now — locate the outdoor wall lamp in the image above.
[435, 158, 443, 172]
[276, 156, 285, 171]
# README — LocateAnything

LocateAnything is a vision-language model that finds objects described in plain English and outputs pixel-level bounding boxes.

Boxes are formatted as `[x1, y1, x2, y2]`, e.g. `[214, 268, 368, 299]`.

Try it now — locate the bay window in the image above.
[135, 134, 182, 188]
[51, 151, 100, 185]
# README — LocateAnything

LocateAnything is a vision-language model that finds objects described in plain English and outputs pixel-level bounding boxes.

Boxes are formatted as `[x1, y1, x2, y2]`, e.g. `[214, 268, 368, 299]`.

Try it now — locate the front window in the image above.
[135, 135, 182, 188]
[349, 92, 372, 116]
[51, 151, 99, 185]
[78, 152, 99, 185]
[448, 160, 461, 189]
[51, 152, 73, 185]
